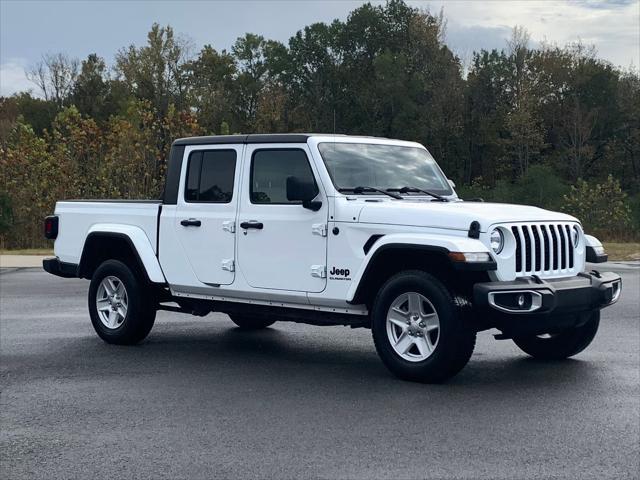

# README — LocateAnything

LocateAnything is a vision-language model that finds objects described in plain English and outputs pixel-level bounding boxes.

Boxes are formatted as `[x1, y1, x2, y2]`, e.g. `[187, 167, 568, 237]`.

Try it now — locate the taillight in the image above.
[44, 215, 58, 239]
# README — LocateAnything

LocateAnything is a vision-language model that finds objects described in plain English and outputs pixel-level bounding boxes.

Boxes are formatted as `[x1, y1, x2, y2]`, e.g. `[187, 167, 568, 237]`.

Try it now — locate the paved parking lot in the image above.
[1, 267, 638, 479]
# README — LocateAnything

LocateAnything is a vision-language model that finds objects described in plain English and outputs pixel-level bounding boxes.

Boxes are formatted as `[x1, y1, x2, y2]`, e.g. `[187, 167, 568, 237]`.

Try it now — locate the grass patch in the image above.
[0, 248, 53, 255]
[603, 243, 640, 261]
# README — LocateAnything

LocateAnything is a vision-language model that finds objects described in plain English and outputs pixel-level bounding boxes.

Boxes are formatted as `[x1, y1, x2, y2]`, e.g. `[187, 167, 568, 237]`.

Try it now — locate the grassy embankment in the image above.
[0, 249, 54, 255]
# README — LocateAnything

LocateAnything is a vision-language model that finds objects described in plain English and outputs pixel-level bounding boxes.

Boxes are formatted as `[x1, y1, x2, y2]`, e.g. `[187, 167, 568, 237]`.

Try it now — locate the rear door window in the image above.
[185, 150, 237, 203]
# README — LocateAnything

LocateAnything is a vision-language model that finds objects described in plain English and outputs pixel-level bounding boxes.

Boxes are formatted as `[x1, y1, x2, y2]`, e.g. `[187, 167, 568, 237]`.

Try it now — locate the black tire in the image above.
[513, 312, 600, 360]
[229, 314, 276, 330]
[88, 259, 156, 345]
[371, 270, 476, 383]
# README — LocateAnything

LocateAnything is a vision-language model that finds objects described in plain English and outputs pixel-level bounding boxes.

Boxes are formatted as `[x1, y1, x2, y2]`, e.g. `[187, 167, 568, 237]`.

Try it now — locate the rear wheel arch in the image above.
[79, 232, 151, 282]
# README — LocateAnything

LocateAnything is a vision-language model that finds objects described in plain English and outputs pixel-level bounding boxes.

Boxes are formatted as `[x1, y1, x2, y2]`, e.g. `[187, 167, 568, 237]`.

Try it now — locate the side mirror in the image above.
[286, 176, 321, 211]
[448, 179, 456, 189]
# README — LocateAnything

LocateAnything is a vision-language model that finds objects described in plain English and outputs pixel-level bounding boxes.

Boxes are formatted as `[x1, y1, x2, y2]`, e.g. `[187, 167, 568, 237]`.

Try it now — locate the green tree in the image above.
[465, 49, 510, 185]
[187, 45, 236, 134]
[287, 21, 342, 132]
[115, 24, 191, 117]
[231, 34, 287, 131]
[0, 93, 58, 137]
[0, 192, 13, 242]
[0, 121, 61, 248]
[71, 54, 116, 121]
[562, 175, 633, 238]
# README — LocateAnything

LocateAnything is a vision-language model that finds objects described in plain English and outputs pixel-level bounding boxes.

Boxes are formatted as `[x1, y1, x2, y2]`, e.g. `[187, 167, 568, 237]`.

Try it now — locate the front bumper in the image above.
[473, 271, 622, 336]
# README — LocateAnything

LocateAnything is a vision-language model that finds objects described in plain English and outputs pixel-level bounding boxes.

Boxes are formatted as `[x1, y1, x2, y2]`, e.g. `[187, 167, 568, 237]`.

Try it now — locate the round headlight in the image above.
[572, 226, 580, 247]
[490, 228, 504, 254]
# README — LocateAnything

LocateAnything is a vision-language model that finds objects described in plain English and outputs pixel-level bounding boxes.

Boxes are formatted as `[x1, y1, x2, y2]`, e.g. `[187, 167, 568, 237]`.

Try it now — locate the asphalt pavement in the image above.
[1, 267, 639, 479]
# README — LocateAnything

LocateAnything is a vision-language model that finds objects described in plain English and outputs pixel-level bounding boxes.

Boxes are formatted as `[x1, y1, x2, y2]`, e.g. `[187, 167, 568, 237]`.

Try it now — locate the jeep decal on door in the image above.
[329, 267, 351, 281]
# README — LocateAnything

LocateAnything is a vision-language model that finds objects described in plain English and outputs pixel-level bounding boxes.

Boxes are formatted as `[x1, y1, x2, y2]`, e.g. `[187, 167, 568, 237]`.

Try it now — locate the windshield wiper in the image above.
[387, 186, 448, 202]
[338, 186, 403, 200]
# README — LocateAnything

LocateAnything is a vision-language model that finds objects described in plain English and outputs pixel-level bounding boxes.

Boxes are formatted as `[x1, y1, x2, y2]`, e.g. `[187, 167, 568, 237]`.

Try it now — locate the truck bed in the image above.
[54, 200, 161, 265]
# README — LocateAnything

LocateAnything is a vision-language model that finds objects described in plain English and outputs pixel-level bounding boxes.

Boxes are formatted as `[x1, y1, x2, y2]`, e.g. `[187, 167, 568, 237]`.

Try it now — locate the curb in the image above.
[0, 255, 49, 269]
[587, 262, 640, 273]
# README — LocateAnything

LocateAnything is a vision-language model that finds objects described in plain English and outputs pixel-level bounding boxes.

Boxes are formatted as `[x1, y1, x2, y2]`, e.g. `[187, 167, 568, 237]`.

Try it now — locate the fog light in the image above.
[488, 290, 543, 313]
[610, 280, 622, 303]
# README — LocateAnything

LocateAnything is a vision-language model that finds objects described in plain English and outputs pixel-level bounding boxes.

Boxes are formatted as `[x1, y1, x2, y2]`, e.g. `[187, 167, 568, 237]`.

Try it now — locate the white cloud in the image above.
[420, 0, 640, 68]
[0, 59, 35, 97]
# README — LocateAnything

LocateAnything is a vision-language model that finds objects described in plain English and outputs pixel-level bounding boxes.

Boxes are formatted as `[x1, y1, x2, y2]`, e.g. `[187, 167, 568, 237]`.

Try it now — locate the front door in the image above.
[237, 145, 328, 292]
[174, 145, 241, 286]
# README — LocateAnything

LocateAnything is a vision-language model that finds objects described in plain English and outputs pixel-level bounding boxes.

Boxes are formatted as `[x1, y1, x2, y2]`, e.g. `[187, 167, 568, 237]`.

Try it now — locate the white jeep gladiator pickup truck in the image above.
[43, 134, 622, 382]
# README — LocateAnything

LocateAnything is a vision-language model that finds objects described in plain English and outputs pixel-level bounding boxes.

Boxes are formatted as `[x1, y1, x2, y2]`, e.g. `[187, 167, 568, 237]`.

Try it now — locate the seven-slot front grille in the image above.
[511, 223, 575, 275]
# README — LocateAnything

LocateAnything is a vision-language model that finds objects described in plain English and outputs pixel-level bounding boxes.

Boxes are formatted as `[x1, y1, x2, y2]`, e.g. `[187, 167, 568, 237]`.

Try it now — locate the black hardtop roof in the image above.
[173, 133, 314, 146]
[172, 133, 401, 146]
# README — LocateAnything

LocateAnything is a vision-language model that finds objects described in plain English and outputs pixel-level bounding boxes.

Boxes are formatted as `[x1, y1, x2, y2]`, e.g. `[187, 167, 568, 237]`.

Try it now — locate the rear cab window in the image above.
[185, 150, 237, 203]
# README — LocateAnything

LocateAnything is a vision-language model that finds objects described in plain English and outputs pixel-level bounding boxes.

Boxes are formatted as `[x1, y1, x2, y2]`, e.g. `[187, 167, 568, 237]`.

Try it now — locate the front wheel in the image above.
[513, 312, 600, 360]
[88, 259, 156, 345]
[371, 270, 476, 383]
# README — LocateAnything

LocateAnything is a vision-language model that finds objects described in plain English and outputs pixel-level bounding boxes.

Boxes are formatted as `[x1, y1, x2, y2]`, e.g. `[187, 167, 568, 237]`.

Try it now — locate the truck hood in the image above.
[355, 199, 578, 232]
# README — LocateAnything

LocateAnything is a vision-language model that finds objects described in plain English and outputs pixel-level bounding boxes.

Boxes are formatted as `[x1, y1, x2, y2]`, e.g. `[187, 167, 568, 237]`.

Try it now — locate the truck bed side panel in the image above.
[54, 201, 161, 265]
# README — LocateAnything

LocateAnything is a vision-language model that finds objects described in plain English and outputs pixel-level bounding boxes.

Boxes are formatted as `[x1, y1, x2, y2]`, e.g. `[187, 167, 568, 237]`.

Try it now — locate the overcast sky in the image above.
[1, 0, 638, 97]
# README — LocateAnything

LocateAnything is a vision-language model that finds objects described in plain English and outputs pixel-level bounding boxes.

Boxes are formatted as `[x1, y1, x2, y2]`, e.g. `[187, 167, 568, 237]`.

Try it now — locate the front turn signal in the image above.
[449, 252, 492, 263]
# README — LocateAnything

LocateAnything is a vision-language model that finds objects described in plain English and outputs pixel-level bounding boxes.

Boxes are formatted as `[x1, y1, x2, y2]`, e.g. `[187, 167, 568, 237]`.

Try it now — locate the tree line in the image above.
[0, 0, 638, 248]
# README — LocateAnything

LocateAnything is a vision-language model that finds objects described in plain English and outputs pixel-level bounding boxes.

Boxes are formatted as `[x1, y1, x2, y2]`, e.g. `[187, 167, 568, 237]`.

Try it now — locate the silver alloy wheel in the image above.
[386, 292, 440, 362]
[96, 275, 128, 329]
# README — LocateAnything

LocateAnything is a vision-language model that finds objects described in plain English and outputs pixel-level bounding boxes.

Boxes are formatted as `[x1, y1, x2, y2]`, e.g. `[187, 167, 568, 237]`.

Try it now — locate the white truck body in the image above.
[52, 135, 586, 310]
[43, 134, 621, 382]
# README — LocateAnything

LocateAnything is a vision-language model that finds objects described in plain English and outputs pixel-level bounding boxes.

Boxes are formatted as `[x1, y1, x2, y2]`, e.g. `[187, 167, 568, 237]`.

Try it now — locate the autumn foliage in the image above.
[1, 1, 638, 248]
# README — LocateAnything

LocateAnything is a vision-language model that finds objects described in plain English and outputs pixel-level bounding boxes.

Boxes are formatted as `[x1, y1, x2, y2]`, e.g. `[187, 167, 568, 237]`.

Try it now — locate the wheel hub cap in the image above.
[386, 292, 440, 362]
[96, 276, 128, 329]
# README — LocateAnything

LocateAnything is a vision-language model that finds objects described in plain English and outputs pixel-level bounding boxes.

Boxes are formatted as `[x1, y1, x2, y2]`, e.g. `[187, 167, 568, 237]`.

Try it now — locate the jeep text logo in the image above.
[329, 267, 350, 278]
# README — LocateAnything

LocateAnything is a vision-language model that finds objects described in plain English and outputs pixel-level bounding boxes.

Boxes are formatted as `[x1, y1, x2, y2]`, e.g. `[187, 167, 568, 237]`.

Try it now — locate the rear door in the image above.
[237, 144, 328, 292]
[174, 145, 241, 285]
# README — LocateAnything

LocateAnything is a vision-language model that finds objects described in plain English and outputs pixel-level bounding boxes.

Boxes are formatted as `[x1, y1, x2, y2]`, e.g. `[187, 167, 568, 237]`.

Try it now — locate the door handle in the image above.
[181, 218, 202, 227]
[240, 221, 263, 230]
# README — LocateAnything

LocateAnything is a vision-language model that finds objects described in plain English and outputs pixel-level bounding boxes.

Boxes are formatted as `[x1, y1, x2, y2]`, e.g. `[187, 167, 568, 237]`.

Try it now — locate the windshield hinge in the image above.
[312, 223, 328, 237]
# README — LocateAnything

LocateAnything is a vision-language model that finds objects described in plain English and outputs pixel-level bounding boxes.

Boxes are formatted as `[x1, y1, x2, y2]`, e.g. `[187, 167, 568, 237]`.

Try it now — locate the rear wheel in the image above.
[229, 314, 275, 330]
[371, 270, 476, 383]
[513, 312, 600, 360]
[88, 260, 156, 345]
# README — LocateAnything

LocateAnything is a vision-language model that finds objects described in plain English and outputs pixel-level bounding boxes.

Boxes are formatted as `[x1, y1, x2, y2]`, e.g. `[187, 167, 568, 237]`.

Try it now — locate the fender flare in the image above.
[80, 224, 166, 283]
[346, 233, 491, 303]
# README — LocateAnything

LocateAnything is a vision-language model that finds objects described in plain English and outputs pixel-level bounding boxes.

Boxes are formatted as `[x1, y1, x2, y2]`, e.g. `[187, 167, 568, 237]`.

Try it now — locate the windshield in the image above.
[317, 142, 453, 196]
